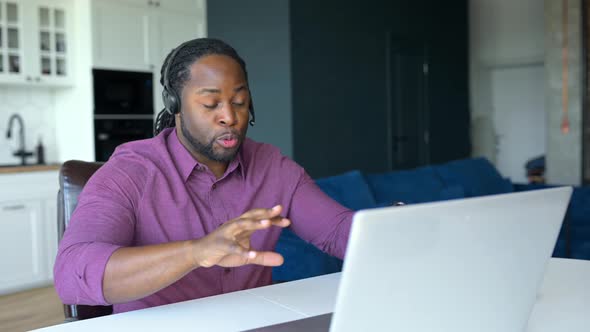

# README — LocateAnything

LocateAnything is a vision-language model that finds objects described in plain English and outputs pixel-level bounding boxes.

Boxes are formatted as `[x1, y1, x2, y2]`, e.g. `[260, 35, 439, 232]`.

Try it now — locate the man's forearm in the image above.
[103, 240, 201, 304]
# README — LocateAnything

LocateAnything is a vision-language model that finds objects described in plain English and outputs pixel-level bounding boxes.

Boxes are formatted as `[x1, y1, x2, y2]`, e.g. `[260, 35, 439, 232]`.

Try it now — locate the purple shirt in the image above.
[54, 128, 353, 313]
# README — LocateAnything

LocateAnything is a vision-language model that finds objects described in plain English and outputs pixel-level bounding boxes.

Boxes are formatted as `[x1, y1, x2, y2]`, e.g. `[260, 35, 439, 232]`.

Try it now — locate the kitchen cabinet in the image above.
[115, 0, 201, 13]
[0, 0, 73, 87]
[91, 0, 152, 72]
[151, 3, 206, 114]
[91, 0, 206, 113]
[92, 0, 206, 72]
[0, 170, 59, 295]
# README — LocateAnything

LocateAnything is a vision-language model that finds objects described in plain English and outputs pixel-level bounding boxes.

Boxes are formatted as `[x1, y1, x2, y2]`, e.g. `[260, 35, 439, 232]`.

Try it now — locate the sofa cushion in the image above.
[315, 170, 377, 210]
[434, 157, 513, 197]
[272, 229, 343, 282]
[438, 184, 465, 201]
[568, 187, 590, 260]
[365, 166, 446, 205]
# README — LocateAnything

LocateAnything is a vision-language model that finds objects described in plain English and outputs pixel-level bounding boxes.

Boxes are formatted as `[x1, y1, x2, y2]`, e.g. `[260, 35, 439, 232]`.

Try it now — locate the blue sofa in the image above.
[272, 157, 590, 282]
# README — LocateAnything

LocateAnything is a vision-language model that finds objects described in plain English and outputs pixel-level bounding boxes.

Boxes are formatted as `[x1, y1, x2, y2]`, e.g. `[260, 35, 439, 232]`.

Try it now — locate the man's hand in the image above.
[192, 205, 291, 268]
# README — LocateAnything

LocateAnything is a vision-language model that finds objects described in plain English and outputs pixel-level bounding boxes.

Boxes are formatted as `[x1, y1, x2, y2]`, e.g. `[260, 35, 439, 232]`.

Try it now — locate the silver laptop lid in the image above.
[330, 187, 572, 332]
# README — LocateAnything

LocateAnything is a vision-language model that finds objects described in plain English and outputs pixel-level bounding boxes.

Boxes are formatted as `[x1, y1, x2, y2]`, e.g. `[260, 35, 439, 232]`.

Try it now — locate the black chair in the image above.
[57, 160, 113, 321]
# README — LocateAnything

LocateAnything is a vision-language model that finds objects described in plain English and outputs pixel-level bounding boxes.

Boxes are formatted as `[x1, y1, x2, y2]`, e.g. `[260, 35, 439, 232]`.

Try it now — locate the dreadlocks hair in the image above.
[153, 38, 254, 136]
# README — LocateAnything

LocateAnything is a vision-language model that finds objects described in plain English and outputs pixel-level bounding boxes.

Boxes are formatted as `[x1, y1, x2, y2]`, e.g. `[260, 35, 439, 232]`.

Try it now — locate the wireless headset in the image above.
[161, 40, 256, 126]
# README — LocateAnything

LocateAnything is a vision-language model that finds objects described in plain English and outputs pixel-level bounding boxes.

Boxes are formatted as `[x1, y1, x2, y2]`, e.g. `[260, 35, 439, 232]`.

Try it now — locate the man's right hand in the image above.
[191, 205, 291, 268]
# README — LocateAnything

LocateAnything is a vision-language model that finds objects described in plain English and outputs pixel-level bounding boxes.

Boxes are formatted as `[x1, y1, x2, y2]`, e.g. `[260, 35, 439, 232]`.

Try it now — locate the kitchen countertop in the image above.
[0, 163, 61, 174]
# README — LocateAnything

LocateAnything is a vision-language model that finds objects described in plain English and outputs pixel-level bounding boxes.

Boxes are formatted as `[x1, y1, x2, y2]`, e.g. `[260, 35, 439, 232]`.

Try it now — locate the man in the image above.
[54, 38, 353, 313]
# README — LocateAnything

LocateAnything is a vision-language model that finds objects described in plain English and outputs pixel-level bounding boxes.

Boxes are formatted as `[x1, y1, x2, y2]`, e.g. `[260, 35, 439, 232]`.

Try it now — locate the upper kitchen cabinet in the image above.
[92, 0, 206, 74]
[150, 0, 206, 114]
[115, 0, 201, 13]
[31, 0, 72, 85]
[92, 0, 151, 72]
[0, 0, 73, 87]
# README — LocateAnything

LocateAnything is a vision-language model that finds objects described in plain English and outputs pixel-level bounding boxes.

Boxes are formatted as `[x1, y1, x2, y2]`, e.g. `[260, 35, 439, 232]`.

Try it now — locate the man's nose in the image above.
[217, 104, 237, 126]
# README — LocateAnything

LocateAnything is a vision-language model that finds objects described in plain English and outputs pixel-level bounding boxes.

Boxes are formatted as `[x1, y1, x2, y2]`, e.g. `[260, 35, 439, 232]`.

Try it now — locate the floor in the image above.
[0, 286, 64, 332]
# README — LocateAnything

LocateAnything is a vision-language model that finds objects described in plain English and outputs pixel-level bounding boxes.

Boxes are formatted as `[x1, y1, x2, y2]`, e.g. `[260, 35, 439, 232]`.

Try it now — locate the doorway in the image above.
[388, 36, 430, 170]
[491, 65, 546, 183]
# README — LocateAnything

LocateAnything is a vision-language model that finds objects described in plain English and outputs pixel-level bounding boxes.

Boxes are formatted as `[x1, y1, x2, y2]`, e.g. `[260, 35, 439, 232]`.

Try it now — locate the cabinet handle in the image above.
[26, 76, 32, 81]
[3, 204, 25, 211]
[35, 77, 41, 82]
[155, 2, 160, 7]
[148, 0, 153, 5]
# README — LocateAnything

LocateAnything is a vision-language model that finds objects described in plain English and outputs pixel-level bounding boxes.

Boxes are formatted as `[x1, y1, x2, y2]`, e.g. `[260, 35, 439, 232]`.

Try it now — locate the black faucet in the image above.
[6, 114, 33, 165]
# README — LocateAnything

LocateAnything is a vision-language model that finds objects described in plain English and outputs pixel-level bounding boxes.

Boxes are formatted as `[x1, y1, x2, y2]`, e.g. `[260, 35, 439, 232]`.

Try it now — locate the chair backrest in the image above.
[57, 160, 112, 321]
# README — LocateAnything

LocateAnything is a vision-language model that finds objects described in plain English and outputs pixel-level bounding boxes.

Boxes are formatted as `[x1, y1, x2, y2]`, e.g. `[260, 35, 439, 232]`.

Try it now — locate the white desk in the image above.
[34, 258, 590, 332]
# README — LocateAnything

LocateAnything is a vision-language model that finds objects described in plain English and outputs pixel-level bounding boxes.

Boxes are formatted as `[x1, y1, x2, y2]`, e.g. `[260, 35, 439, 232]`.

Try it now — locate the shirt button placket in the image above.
[221, 267, 232, 292]
[211, 182, 231, 291]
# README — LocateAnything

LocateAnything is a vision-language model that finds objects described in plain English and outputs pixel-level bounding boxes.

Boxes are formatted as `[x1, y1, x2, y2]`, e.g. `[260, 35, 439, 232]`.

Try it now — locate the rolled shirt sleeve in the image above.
[54, 161, 139, 305]
[283, 157, 354, 260]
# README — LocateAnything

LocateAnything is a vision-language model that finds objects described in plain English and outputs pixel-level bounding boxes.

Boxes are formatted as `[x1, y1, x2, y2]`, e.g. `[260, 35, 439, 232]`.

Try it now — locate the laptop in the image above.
[245, 187, 572, 332]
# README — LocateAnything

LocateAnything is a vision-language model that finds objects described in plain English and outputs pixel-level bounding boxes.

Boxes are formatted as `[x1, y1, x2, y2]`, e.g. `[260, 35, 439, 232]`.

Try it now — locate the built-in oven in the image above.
[93, 69, 155, 161]
[94, 118, 154, 162]
[93, 69, 154, 115]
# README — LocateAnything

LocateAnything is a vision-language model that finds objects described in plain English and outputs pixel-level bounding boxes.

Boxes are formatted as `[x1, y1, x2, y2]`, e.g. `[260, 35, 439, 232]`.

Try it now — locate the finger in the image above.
[249, 216, 290, 228]
[234, 217, 292, 240]
[245, 251, 284, 267]
[272, 217, 291, 228]
[227, 217, 273, 234]
[240, 205, 283, 220]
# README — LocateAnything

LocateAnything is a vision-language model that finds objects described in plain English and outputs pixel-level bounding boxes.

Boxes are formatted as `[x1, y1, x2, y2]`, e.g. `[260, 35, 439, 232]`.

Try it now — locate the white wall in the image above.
[54, 0, 94, 162]
[470, 0, 545, 181]
[545, 0, 583, 185]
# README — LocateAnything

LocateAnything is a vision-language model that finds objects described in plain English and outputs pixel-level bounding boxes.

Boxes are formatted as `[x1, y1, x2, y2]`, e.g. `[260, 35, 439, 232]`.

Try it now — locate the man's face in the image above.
[176, 54, 250, 164]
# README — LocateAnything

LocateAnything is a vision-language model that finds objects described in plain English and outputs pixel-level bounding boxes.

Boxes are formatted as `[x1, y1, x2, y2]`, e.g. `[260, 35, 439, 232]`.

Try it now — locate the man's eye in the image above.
[203, 104, 217, 109]
[232, 101, 245, 107]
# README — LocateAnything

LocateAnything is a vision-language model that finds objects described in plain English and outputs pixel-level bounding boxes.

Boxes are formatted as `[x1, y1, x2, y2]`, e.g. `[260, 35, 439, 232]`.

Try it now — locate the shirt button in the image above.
[224, 268, 231, 274]
[212, 184, 216, 189]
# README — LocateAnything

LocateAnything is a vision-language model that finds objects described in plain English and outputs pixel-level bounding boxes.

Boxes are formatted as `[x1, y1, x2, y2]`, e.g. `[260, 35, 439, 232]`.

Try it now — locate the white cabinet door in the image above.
[0, 0, 73, 86]
[28, 0, 73, 86]
[0, 1, 26, 84]
[0, 199, 45, 295]
[42, 197, 58, 281]
[151, 7, 206, 115]
[115, 0, 149, 7]
[115, 0, 202, 13]
[92, 0, 153, 72]
[158, 0, 203, 14]
[0, 170, 59, 295]
[91, 0, 206, 111]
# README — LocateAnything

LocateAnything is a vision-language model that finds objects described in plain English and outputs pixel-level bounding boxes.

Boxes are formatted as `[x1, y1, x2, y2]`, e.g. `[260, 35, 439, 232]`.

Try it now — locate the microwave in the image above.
[93, 69, 154, 115]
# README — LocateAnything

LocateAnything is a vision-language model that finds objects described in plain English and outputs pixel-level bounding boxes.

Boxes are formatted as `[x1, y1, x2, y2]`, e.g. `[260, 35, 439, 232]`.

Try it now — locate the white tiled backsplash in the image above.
[0, 87, 58, 165]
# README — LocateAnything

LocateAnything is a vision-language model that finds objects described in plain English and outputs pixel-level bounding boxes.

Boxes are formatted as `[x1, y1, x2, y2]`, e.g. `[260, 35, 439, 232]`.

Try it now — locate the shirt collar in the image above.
[166, 128, 246, 182]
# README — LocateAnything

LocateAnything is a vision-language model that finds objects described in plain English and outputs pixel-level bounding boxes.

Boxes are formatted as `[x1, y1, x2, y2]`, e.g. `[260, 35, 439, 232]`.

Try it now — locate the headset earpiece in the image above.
[162, 88, 179, 115]
[248, 98, 256, 126]
[162, 41, 190, 115]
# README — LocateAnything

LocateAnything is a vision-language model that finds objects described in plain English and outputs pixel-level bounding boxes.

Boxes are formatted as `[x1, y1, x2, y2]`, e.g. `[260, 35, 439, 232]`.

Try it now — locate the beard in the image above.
[179, 111, 243, 163]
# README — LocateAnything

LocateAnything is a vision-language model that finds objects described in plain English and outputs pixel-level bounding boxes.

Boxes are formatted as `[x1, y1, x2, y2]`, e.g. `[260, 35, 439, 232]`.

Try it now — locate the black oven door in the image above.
[93, 69, 154, 115]
[94, 119, 154, 162]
